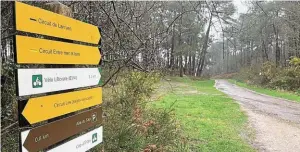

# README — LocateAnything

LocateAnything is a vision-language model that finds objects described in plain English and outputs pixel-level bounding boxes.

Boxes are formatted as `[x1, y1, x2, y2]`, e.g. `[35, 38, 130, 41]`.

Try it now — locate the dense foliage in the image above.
[234, 57, 300, 93]
[209, 2, 300, 76]
[97, 71, 184, 152]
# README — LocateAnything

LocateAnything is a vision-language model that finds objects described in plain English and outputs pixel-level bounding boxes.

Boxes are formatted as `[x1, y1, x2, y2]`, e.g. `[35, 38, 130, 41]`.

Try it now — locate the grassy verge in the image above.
[149, 77, 254, 152]
[228, 79, 300, 102]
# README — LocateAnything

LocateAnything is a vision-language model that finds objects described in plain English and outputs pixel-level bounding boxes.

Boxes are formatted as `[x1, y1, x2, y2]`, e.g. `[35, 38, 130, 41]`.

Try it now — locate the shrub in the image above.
[233, 64, 261, 85]
[289, 56, 300, 66]
[269, 57, 300, 90]
[234, 57, 300, 92]
[260, 62, 277, 80]
[99, 71, 182, 152]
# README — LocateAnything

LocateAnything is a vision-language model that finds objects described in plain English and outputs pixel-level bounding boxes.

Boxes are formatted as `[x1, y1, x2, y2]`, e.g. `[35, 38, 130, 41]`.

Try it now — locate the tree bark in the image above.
[274, 24, 280, 67]
[179, 11, 183, 77]
[188, 53, 191, 75]
[196, 15, 212, 76]
[273, 10, 280, 67]
[192, 54, 196, 76]
[169, 24, 175, 71]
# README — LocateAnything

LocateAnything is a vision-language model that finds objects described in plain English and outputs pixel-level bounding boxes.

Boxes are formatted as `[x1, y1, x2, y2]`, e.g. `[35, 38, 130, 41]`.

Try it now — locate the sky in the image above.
[233, 0, 249, 15]
[211, 0, 249, 41]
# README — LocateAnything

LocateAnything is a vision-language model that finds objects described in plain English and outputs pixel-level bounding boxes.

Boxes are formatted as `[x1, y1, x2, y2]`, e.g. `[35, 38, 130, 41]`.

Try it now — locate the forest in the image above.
[1, 1, 300, 152]
[2, 1, 300, 84]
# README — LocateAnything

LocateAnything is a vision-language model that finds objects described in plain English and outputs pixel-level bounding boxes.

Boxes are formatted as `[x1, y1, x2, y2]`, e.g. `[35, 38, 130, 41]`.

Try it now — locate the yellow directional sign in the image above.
[21, 87, 102, 125]
[16, 35, 101, 65]
[15, 2, 101, 44]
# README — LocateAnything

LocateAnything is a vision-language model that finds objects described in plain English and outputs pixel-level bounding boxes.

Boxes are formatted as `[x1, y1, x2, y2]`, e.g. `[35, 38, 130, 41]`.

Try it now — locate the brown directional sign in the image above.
[20, 106, 102, 152]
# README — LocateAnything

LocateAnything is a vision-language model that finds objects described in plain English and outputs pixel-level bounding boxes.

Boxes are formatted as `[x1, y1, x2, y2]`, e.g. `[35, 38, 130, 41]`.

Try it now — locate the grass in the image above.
[150, 77, 254, 152]
[228, 79, 300, 102]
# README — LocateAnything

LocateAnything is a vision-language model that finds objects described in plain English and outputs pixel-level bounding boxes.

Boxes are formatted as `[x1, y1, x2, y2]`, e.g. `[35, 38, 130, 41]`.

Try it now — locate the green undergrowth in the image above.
[228, 79, 300, 102]
[93, 71, 183, 152]
[150, 77, 255, 152]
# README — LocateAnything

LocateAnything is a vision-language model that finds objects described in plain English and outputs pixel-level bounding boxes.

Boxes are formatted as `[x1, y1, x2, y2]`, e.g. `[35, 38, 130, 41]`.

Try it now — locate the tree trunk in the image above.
[188, 52, 192, 75]
[249, 41, 253, 66]
[192, 54, 196, 76]
[226, 40, 229, 73]
[184, 55, 188, 75]
[196, 15, 212, 76]
[169, 24, 175, 71]
[262, 40, 269, 62]
[283, 40, 286, 66]
[44, 2, 73, 69]
[179, 12, 183, 77]
[234, 38, 237, 71]
[274, 25, 280, 67]
[273, 11, 280, 67]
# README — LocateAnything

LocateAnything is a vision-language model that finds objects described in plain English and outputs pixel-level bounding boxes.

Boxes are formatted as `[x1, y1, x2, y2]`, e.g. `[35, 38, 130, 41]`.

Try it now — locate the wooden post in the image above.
[43, 2, 74, 69]
[42, 2, 75, 117]
[44, 2, 73, 18]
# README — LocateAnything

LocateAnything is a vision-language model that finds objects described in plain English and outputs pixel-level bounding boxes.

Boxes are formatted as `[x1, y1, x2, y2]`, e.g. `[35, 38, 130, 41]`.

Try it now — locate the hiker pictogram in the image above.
[92, 133, 97, 143]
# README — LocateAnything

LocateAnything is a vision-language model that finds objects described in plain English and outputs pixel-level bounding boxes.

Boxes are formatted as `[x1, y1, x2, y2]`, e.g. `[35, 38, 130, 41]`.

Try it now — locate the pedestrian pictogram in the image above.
[92, 133, 97, 143]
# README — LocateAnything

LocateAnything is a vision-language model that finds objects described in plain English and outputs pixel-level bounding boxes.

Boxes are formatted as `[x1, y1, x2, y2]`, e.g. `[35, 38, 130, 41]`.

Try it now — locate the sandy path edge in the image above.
[215, 80, 300, 152]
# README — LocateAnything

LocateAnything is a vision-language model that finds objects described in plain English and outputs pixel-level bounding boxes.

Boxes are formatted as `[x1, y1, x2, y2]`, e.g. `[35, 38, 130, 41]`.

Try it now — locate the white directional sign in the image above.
[17, 68, 101, 96]
[47, 126, 103, 152]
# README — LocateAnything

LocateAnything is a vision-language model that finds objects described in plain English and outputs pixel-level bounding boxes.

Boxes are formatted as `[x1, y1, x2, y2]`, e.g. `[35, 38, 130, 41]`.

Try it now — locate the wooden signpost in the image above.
[14, 2, 104, 151]
[21, 107, 102, 152]
[48, 126, 103, 152]
[15, 35, 101, 65]
[15, 2, 101, 44]
[17, 68, 102, 96]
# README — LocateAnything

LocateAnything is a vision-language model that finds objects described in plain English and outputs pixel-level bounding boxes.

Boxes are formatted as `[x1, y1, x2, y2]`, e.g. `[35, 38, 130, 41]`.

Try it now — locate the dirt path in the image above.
[215, 80, 300, 152]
